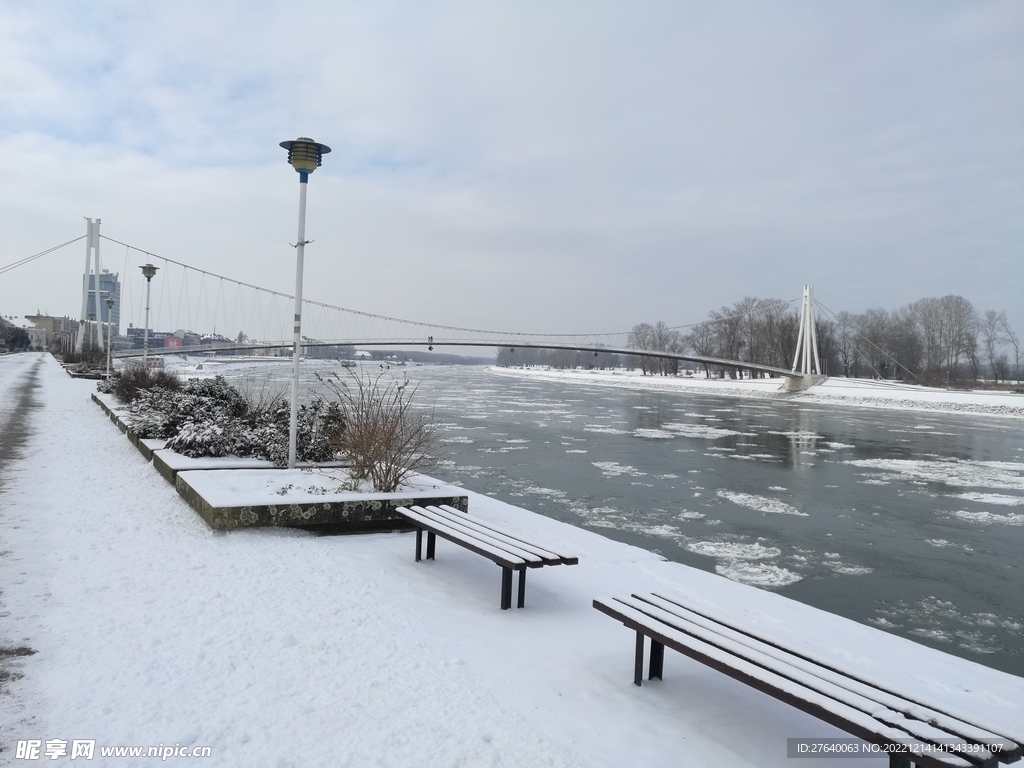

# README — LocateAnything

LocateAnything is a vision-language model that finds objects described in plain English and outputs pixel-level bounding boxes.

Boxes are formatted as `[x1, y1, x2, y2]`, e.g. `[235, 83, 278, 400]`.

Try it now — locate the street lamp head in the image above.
[106, 297, 115, 309]
[141, 263, 158, 281]
[279, 137, 331, 178]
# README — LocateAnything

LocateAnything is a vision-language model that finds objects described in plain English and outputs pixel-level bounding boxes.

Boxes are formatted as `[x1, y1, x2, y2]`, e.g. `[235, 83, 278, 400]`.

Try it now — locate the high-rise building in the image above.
[84, 270, 121, 335]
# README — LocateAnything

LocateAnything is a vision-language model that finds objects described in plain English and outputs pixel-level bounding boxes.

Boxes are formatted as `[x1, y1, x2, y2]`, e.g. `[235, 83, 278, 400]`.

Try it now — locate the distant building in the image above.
[25, 314, 78, 349]
[83, 270, 121, 335]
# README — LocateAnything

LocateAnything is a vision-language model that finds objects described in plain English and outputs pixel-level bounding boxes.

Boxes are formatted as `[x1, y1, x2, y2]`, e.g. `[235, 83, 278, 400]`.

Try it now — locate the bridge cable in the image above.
[100, 233, 803, 343]
[813, 299, 918, 379]
[0, 236, 86, 276]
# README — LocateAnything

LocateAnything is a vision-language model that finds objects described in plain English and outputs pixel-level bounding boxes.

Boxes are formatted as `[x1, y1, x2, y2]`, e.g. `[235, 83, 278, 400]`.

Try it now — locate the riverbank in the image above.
[1, 352, 1022, 766]
[491, 366, 1024, 418]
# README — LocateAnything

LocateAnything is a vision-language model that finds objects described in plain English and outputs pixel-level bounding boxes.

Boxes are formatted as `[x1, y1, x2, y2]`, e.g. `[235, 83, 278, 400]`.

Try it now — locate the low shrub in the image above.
[108, 363, 182, 403]
[128, 374, 344, 464]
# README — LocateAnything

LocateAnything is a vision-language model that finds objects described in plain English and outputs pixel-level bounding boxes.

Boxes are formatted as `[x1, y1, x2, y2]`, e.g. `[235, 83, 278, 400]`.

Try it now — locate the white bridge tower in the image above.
[791, 284, 821, 376]
[76, 218, 104, 353]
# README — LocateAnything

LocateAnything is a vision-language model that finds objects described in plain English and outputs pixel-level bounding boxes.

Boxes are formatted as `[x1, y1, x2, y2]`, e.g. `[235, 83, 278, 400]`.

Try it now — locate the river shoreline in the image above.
[490, 365, 1024, 418]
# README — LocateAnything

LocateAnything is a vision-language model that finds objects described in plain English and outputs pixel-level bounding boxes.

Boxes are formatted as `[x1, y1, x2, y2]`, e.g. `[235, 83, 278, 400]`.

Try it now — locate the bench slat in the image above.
[397, 507, 528, 568]
[615, 595, 1000, 764]
[405, 506, 547, 565]
[435, 505, 579, 564]
[595, 597, 978, 768]
[426, 505, 576, 565]
[647, 591, 1022, 760]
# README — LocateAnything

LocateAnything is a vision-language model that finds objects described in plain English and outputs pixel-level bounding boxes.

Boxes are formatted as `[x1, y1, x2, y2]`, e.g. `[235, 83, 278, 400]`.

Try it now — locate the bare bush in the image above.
[109, 362, 182, 403]
[60, 343, 106, 366]
[318, 369, 439, 493]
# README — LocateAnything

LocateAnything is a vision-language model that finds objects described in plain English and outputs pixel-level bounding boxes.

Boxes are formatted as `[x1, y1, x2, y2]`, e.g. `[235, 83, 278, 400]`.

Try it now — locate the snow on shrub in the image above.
[127, 375, 344, 464]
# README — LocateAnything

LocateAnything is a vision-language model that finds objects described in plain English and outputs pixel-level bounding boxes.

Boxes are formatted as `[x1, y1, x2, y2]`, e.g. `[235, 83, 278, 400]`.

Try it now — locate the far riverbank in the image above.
[490, 366, 1024, 419]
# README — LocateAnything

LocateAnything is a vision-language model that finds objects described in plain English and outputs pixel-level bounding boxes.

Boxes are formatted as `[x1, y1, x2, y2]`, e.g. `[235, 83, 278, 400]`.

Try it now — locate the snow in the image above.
[179, 467, 461, 508]
[2, 352, 1023, 767]
[492, 366, 1024, 418]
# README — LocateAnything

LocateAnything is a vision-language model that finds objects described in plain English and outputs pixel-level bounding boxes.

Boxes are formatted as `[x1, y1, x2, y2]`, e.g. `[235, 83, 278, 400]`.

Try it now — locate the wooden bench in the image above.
[594, 592, 1022, 768]
[395, 505, 578, 609]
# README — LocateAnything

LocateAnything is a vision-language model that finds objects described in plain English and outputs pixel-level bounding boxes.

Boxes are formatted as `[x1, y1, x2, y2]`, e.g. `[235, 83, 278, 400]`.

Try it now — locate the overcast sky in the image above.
[1, 1, 1021, 340]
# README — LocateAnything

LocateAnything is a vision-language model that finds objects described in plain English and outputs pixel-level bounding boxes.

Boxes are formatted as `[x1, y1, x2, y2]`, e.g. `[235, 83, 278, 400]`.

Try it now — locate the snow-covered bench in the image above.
[593, 593, 1021, 768]
[395, 505, 578, 610]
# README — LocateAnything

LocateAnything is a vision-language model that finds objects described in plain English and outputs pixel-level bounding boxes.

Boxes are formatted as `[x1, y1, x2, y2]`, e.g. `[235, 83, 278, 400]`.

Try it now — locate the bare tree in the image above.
[318, 370, 439, 493]
[981, 310, 1006, 383]
[1000, 316, 1020, 383]
[628, 323, 654, 374]
[685, 322, 716, 377]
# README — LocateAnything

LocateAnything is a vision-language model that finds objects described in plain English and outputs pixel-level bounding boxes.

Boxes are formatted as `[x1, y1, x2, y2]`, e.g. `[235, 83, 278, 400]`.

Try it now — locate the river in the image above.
[253, 362, 1024, 676]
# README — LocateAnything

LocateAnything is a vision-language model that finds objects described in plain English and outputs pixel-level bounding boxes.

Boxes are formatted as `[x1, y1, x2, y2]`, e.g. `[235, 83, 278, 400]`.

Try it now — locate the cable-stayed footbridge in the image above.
[5, 222, 824, 388]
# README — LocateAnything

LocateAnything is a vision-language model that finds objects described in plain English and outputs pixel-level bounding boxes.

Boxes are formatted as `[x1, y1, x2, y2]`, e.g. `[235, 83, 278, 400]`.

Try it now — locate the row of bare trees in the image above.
[667, 295, 1018, 385]
[493, 295, 1018, 386]
[830, 299, 1019, 385]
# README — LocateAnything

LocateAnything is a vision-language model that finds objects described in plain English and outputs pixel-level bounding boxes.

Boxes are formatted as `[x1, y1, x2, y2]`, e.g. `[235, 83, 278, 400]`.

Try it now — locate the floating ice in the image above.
[717, 490, 807, 517]
[951, 510, 1024, 526]
[441, 436, 474, 444]
[823, 561, 874, 576]
[523, 486, 566, 499]
[685, 540, 781, 560]
[633, 428, 675, 439]
[583, 425, 629, 435]
[592, 461, 647, 477]
[870, 596, 1022, 655]
[662, 422, 748, 439]
[845, 458, 1024, 490]
[951, 492, 1024, 506]
[715, 561, 802, 588]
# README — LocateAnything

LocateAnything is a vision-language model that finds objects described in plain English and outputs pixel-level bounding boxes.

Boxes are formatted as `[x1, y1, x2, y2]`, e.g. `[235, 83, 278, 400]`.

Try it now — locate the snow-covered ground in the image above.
[491, 366, 1024, 418]
[1, 352, 1022, 767]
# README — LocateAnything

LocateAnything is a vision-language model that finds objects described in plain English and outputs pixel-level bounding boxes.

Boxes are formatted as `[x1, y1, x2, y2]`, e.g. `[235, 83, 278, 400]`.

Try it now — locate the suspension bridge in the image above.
[5, 221, 824, 388]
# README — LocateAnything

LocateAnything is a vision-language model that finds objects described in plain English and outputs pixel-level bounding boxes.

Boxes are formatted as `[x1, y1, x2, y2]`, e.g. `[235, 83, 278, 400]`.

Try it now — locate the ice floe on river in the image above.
[717, 490, 808, 517]
[846, 458, 1024, 490]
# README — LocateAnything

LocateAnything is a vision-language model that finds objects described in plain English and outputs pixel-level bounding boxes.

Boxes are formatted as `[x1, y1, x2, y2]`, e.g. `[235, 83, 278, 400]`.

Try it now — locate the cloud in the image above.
[1, 1, 1021, 337]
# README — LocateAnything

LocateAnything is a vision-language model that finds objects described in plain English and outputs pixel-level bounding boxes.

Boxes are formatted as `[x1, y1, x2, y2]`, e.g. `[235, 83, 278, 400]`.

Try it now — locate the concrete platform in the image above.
[175, 468, 468, 532]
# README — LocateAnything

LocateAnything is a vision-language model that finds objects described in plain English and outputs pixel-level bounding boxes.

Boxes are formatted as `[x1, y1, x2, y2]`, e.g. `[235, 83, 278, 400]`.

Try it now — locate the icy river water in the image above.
[286, 363, 1024, 675]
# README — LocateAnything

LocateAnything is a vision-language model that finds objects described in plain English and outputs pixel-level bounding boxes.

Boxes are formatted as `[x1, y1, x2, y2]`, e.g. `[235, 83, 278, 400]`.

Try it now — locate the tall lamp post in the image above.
[105, 296, 115, 378]
[279, 136, 331, 469]
[140, 263, 159, 367]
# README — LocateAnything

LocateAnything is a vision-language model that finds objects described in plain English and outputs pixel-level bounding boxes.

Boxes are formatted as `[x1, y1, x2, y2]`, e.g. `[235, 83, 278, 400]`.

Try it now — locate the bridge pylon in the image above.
[76, 218, 103, 353]
[791, 284, 821, 379]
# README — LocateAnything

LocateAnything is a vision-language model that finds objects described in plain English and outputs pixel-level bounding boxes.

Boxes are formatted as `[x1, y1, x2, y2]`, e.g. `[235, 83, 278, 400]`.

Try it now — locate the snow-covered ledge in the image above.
[175, 468, 468, 532]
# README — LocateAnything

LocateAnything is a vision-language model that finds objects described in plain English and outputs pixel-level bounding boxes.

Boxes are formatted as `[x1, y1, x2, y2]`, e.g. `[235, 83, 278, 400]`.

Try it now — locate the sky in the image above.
[1, 1, 1022, 341]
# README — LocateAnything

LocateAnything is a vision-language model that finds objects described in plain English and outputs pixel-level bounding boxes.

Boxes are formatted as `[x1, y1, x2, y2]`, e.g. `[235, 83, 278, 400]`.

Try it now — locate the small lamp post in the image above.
[140, 263, 159, 366]
[105, 296, 115, 377]
[279, 136, 331, 469]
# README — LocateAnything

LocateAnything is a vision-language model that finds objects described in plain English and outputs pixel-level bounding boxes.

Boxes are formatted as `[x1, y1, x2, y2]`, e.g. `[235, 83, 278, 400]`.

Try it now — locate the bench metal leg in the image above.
[888, 757, 913, 768]
[415, 528, 422, 562]
[649, 639, 664, 681]
[517, 567, 526, 608]
[500, 567, 513, 610]
[426, 531, 436, 560]
[634, 631, 645, 687]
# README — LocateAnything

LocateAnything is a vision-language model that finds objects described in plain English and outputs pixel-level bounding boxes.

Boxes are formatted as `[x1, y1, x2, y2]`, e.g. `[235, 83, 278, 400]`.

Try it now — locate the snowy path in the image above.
[1, 354, 1021, 767]
[0, 354, 41, 478]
